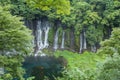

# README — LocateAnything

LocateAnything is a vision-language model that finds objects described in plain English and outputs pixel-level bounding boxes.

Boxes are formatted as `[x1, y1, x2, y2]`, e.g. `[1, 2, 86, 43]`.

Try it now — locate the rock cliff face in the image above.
[24, 19, 107, 53]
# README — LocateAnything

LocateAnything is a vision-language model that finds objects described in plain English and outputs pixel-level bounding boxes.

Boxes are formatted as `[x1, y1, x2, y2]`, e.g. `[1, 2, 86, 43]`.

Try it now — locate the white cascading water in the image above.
[0, 68, 4, 75]
[35, 21, 42, 56]
[35, 20, 50, 56]
[91, 45, 96, 53]
[83, 31, 87, 49]
[36, 21, 43, 50]
[61, 31, 65, 49]
[53, 29, 59, 50]
[43, 21, 50, 48]
[79, 33, 83, 53]
[35, 50, 46, 57]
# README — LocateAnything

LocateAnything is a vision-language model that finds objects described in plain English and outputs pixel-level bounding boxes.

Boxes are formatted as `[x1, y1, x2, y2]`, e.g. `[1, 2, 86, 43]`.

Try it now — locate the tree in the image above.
[98, 28, 120, 55]
[96, 27, 120, 80]
[0, 6, 33, 79]
[26, 0, 70, 15]
[0, 0, 43, 20]
[97, 54, 120, 80]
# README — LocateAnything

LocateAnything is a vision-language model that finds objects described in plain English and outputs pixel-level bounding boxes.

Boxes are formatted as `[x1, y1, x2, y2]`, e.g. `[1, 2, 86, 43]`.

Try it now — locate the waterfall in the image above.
[61, 31, 65, 49]
[0, 68, 4, 75]
[80, 30, 87, 53]
[36, 20, 50, 50]
[91, 44, 96, 53]
[35, 20, 50, 56]
[83, 31, 87, 49]
[53, 29, 59, 50]
[43, 21, 50, 48]
[36, 21, 43, 50]
[79, 33, 83, 53]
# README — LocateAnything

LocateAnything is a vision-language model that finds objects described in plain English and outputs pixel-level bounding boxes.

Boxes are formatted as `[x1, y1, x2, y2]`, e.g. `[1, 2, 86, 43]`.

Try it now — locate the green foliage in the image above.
[96, 26, 120, 80]
[26, 0, 70, 15]
[0, 6, 33, 79]
[74, 35, 80, 50]
[98, 28, 120, 55]
[61, 13, 76, 27]
[54, 50, 105, 80]
[55, 50, 120, 80]
[26, 76, 35, 80]
[86, 25, 103, 45]
[97, 54, 120, 80]
[1, 0, 119, 50]
[71, 0, 104, 47]
[12, 0, 43, 20]
[55, 50, 104, 69]
[0, 0, 11, 6]
[0, 0, 46, 20]
[0, 55, 25, 80]
[58, 27, 64, 44]
[0, 6, 33, 55]
[74, 1, 92, 34]
[0, 0, 120, 79]
[48, 28, 54, 46]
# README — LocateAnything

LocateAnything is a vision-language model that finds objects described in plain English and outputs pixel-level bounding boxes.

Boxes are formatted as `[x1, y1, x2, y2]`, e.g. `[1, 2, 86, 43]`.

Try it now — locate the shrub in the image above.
[54, 50, 105, 80]
[97, 54, 120, 80]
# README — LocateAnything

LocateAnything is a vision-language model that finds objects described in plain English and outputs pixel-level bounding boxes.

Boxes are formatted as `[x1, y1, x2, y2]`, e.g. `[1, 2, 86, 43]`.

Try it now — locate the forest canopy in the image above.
[26, 0, 70, 15]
